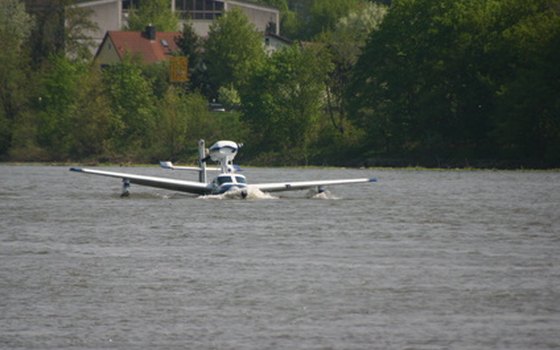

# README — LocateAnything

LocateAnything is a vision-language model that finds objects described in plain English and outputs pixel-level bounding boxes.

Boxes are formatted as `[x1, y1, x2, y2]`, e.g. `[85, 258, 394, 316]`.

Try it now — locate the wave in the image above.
[198, 187, 278, 200]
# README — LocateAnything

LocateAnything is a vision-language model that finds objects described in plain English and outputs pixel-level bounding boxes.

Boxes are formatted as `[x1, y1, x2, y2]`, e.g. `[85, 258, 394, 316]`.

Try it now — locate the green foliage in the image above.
[23, 0, 98, 65]
[26, 0, 67, 66]
[67, 68, 115, 160]
[257, 0, 298, 37]
[36, 55, 87, 157]
[176, 21, 207, 93]
[30, 55, 113, 160]
[241, 45, 333, 164]
[0, 108, 9, 158]
[141, 62, 172, 99]
[127, 0, 179, 31]
[0, 0, 34, 156]
[64, 5, 99, 62]
[319, 2, 387, 135]
[218, 85, 241, 111]
[349, 0, 560, 165]
[184, 98, 248, 151]
[8, 110, 47, 161]
[102, 57, 158, 158]
[151, 91, 248, 162]
[176, 22, 201, 61]
[150, 87, 192, 160]
[307, 0, 362, 39]
[0, 0, 34, 44]
[493, 0, 560, 163]
[1, 0, 558, 167]
[204, 8, 266, 97]
[279, 0, 368, 40]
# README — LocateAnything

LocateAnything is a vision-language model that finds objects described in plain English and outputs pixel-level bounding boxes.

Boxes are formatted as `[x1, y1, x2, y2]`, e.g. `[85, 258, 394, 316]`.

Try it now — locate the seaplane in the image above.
[70, 140, 377, 198]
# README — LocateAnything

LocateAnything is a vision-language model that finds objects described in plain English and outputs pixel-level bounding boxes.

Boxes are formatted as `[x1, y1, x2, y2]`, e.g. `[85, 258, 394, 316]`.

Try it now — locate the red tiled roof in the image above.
[107, 31, 181, 64]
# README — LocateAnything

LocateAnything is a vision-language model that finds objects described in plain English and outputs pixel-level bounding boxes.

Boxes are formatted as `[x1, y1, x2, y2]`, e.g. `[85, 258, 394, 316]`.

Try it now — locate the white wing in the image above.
[70, 167, 212, 195]
[250, 177, 377, 193]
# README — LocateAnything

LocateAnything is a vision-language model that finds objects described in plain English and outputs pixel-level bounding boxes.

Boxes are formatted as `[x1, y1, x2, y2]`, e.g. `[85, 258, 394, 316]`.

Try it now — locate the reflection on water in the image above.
[1, 165, 559, 349]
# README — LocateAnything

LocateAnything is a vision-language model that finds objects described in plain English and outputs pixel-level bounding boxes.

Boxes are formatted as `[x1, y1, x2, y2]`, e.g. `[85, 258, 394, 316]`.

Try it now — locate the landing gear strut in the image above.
[121, 178, 130, 197]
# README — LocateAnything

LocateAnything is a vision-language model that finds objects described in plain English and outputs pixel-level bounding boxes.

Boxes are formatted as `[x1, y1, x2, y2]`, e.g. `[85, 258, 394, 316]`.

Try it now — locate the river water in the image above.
[1, 165, 559, 349]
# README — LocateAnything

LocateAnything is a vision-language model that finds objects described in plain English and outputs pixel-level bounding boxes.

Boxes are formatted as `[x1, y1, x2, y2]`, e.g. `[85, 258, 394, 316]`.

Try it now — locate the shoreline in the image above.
[1, 161, 559, 172]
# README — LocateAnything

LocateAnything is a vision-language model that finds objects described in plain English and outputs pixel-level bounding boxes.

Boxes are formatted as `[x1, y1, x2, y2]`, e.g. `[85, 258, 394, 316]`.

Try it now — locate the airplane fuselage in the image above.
[211, 173, 248, 194]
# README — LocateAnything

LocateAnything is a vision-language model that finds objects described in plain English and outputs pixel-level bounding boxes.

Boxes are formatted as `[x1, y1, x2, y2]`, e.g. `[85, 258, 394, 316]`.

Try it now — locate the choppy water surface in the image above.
[1, 165, 559, 349]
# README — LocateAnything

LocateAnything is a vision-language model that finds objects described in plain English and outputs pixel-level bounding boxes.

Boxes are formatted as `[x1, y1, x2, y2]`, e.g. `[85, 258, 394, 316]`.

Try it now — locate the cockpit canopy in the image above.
[215, 174, 247, 185]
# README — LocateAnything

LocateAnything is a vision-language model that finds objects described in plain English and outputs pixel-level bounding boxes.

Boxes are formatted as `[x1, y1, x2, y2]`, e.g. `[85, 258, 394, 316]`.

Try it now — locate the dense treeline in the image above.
[0, 0, 558, 167]
[350, 0, 560, 167]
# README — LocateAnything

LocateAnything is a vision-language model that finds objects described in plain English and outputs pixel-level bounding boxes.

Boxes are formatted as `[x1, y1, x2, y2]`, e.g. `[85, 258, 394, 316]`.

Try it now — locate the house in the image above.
[95, 26, 181, 65]
[264, 32, 292, 56]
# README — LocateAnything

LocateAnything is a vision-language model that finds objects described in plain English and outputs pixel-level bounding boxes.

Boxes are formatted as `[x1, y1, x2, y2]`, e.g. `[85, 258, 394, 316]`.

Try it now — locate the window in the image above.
[217, 176, 233, 185]
[235, 176, 247, 184]
[123, 0, 141, 10]
[177, 0, 225, 20]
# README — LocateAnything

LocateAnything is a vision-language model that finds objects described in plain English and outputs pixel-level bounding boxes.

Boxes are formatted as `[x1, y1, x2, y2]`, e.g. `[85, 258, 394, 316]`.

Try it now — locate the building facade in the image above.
[26, 0, 283, 56]
[75, 0, 123, 45]
[174, 0, 280, 36]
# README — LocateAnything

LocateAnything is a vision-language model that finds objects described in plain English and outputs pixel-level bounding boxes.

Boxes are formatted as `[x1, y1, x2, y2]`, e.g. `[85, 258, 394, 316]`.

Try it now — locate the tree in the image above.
[24, 0, 99, 64]
[102, 57, 158, 159]
[141, 61, 171, 99]
[319, 2, 387, 134]
[0, 0, 34, 157]
[151, 87, 191, 160]
[349, 0, 497, 159]
[127, 0, 179, 31]
[241, 45, 332, 164]
[35, 55, 86, 158]
[176, 21, 207, 93]
[258, 0, 298, 37]
[493, 0, 560, 164]
[349, 0, 560, 165]
[67, 68, 115, 160]
[64, 4, 100, 61]
[204, 8, 266, 98]
[26, 0, 65, 66]
[306, 0, 362, 39]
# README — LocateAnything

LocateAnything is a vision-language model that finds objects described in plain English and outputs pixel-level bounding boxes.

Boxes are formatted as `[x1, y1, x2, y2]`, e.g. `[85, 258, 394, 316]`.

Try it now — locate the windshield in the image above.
[235, 176, 247, 184]
[217, 176, 233, 185]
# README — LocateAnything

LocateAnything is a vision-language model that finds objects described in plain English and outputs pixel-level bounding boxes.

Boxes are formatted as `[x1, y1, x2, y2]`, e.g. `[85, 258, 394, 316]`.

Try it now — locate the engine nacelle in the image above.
[207, 140, 241, 173]
[208, 141, 239, 161]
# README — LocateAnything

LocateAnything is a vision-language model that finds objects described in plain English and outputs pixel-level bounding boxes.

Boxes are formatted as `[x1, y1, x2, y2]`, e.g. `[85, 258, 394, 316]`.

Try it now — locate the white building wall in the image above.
[76, 0, 122, 46]
[190, 20, 213, 37]
[79, 0, 281, 53]
[226, 1, 279, 34]
[264, 35, 289, 55]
